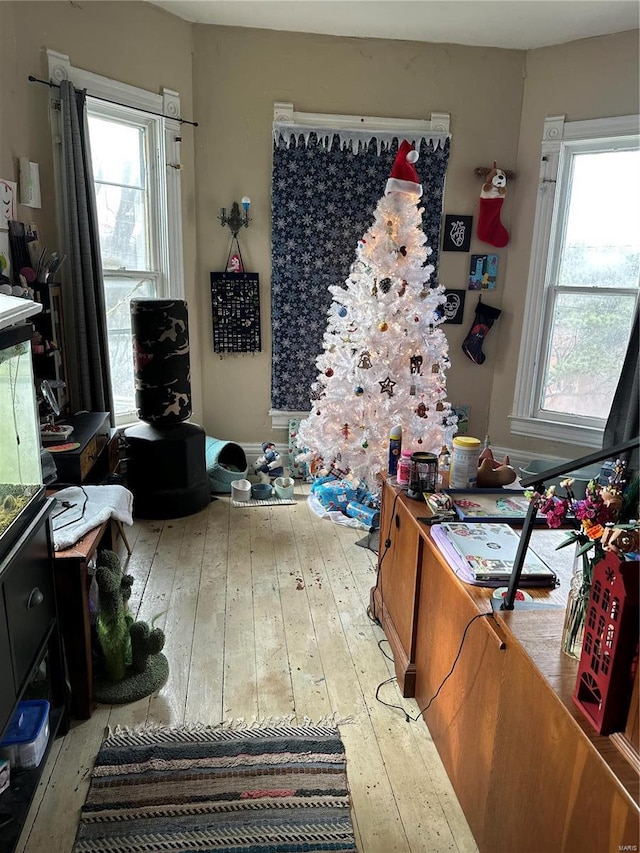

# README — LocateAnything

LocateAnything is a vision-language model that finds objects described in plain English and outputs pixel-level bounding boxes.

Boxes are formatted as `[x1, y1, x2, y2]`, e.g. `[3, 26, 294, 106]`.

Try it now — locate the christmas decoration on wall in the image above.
[297, 140, 457, 489]
[475, 162, 512, 248]
[442, 214, 472, 252]
[461, 296, 502, 365]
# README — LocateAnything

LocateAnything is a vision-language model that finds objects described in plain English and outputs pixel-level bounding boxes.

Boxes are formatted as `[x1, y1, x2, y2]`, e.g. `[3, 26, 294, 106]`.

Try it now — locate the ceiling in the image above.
[147, 1, 639, 50]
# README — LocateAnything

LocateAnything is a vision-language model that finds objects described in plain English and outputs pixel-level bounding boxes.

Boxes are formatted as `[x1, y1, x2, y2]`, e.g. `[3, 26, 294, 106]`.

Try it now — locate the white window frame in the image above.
[511, 113, 640, 449]
[47, 49, 184, 423]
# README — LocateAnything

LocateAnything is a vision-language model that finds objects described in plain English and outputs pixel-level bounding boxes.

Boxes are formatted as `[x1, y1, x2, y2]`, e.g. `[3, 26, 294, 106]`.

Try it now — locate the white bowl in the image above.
[274, 476, 295, 500]
[231, 478, 252, 502]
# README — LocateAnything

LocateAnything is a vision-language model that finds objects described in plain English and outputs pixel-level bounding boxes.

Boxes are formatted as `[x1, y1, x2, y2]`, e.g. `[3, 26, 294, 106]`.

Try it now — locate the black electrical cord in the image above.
[375, 612, 495, 722]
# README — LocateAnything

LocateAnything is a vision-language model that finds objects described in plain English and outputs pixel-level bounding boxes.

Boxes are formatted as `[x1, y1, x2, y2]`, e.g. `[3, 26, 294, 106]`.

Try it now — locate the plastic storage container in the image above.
[0, 700, 50, 770]
[450, 436, 482, 488]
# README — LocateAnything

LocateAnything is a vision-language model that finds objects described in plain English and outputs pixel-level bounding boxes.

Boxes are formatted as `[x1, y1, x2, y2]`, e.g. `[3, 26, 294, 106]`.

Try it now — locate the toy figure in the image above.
[253, 441, 284, 481]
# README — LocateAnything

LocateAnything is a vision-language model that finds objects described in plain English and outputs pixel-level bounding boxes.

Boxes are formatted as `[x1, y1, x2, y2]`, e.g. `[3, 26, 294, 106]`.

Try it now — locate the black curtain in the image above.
[59, 79, 113, 419]
[603, 304, 639, 474]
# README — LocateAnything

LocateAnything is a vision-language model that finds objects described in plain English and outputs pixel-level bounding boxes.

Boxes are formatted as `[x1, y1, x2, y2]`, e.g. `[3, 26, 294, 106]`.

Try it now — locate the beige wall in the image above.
[193, 25, 524, 443]
[490, 29, 640, 461]
[2, 3, 637, 457]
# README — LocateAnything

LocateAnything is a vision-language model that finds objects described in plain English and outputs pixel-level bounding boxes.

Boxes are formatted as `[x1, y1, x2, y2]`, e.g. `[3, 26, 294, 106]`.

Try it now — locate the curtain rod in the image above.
[28, 75, 198, 127]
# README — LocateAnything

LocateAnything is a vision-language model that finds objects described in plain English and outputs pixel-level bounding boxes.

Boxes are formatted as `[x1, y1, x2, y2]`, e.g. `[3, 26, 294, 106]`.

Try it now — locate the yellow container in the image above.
[450, 436, 481, 488]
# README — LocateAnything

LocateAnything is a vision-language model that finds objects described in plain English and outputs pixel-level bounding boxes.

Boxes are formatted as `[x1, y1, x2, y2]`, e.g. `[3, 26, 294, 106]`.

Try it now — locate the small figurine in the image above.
[253, 441, 284, 482]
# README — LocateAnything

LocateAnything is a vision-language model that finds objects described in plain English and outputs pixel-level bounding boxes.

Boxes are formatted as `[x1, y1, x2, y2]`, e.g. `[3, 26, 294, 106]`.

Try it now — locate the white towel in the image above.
[51, 485, 134, 551]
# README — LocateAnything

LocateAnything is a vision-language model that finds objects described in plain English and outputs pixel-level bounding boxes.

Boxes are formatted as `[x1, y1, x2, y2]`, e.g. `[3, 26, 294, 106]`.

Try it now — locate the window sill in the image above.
[509, 415, 603, 449]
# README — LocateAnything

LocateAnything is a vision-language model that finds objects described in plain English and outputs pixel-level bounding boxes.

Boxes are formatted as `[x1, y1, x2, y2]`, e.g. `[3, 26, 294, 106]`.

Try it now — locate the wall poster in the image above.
[210, 271, 261, 353]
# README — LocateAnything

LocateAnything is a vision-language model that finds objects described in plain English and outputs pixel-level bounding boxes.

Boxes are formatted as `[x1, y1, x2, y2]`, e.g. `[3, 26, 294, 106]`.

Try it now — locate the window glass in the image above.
[558, 150, 640, 289]
[87, 109, 161, 422]
[540, 290, 636, 417]
[103, 275, 155, 417]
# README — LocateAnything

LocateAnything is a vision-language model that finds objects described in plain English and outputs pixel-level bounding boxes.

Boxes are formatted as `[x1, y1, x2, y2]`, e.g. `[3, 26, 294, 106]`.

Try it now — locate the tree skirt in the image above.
[73, 721, 356, 852]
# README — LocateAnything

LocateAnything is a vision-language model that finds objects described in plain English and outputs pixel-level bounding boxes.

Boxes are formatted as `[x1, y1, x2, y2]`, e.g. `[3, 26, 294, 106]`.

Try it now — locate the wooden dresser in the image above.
[371, 478, 639, 853]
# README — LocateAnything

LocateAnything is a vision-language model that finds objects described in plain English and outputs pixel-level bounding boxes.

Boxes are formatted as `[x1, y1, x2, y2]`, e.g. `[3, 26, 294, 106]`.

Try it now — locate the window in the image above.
[47, 50, 184, 426]
[87, 105, 164, 422]
[512, 114, 639, 448]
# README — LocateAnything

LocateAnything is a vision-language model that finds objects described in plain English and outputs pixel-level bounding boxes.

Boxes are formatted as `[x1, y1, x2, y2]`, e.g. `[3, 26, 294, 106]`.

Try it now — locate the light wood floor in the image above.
[18, 483, 478, 853]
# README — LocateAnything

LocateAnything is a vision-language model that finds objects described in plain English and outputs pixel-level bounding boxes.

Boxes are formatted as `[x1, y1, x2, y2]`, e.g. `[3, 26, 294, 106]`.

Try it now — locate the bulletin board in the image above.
[210, 271, 261, 353]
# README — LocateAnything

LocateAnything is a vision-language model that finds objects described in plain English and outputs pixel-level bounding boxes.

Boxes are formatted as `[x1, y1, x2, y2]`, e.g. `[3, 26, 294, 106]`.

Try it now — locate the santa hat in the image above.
[385, 140, 423, 197]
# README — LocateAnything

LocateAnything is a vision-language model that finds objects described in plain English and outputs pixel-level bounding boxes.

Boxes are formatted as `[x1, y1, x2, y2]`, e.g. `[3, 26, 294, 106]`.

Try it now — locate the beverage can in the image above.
[388, 425, 402, 476]
[450, 436, 481, 488]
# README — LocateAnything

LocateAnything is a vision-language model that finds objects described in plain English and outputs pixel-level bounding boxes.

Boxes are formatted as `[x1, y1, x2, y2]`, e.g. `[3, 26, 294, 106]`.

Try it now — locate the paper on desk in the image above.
[51, 485, 133, 551]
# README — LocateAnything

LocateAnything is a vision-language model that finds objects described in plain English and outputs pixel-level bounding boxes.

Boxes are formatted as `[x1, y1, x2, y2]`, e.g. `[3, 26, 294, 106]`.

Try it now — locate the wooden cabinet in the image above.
[370, 485, 423, 695]
[0, 500, 67, 853]
[372, 479, 639, 853]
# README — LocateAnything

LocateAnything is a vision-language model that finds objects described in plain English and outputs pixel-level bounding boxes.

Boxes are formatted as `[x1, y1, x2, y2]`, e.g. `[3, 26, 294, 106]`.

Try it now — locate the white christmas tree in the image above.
[297, 140, 457, 490]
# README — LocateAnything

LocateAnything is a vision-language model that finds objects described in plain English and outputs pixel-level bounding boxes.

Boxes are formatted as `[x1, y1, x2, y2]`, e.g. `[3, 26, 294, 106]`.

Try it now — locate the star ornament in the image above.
[379, 375, 396, 397]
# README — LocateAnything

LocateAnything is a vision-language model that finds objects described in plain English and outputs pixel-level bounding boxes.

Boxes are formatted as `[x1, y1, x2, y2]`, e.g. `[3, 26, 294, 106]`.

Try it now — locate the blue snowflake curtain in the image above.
[271, 132, 450, 412]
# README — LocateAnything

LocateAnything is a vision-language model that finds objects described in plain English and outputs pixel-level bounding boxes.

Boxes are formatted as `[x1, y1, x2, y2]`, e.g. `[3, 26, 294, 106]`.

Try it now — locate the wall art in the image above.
[468, 253, 498, 290]
[442, 214, 472, 252]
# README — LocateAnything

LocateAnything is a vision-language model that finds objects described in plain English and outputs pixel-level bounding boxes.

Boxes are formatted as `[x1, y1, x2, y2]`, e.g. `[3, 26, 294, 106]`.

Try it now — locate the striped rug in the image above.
[73, 722, 357, 852]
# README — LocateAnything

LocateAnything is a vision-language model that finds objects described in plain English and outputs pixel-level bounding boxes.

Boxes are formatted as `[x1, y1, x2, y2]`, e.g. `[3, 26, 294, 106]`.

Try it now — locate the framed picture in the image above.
[442, 213, 473, 252]
[468, 253, 498, 289]
[442, 215, 472, 252]
[446, 490, 546, 523]
[452, 404, 470, 435]
[440, 289, 466, 324]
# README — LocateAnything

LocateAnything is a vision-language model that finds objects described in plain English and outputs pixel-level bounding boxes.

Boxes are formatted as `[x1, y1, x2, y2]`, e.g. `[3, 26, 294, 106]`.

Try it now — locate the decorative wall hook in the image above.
[219, 197, 251, 237]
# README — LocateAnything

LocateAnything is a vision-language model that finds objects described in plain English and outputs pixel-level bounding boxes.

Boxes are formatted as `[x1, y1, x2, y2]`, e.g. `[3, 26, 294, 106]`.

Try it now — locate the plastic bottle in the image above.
[397, 449, 412, 486]
[388, 425, 402, 476]
[437, 446, 451, 489]
[450, 436, 482, 488]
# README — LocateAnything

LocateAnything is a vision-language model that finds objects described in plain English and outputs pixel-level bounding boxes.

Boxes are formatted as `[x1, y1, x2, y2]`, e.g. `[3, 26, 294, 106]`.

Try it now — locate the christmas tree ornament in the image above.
[385, 140, 423, 198]
[477, 161, 510, 248]
[341, 423, 350, 438]
[397, 280, 407, 297]
[416, 401, 427, 418]
[410, 355, 423, 374]
[355, 386, 364, 396]
[462, 297, 502, 365]
[325, 367, 334, 377]
[379, 376, 396, 396]
[379, 278, 392, 293]
[359, 351, 372, 369]
[378, 321, 389, 332]
[338, 306, 347, 317]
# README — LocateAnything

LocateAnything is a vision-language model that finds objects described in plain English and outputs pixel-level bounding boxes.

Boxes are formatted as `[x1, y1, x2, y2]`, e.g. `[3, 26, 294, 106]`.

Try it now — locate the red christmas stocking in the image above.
[477, 164, 509, 248]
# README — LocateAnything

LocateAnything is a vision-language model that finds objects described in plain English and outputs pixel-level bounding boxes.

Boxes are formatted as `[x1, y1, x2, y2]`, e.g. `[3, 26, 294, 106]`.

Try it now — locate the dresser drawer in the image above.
[4, 520, 55, 693]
